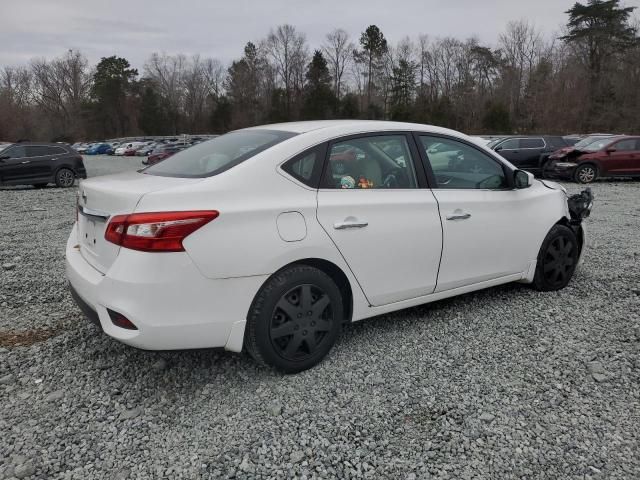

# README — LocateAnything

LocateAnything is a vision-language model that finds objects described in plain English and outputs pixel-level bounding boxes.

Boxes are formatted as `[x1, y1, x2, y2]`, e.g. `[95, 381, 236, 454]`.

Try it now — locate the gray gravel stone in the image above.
[0, 374, 14, 385]
[14, 463, 35, 479]
[45, 390, 64, 402]
[152, 358, 167, 371]
[2, 263, 16, 271]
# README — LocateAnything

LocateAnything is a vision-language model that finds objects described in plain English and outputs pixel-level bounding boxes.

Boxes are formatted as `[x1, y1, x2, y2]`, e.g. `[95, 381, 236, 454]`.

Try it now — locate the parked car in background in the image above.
[488, 136, 572, 175]
[0, 142, 86, 188]
[544, 136, 640, 183]
[546, 134, 615, 163]
[142, 145, 187, 165]
[85, 143, 113, 155]
[135, 143, 158, 156]
[67, 120, 592, 372]
[114, 142, 142, 156]
[75, 143, 93, 154]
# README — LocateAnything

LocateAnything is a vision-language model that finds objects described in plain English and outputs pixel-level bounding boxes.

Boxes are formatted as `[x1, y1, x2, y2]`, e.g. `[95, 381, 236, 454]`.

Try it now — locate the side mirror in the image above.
[494, 146, 503, 152]
[606, 147, 616, 154]
[0, 155, 9, 161]
[514, 170, 531, 189]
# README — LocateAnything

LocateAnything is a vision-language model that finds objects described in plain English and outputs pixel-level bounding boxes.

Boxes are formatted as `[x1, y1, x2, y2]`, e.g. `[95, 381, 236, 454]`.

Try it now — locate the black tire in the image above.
[532, 224, 579, 291]
[55, 168, 75, 188]
[32, 183, 48, 189]
[574, 163, 598, 184]
[244, 265, 344, 373]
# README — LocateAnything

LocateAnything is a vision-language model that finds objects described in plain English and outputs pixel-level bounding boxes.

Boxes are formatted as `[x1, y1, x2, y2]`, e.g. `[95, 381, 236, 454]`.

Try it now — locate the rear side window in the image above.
[520, 138, 544, 148]
[547, 137, 567, 149]
[613, 139, 637, 151]
[47, 146, 66, 155]
[26, 146, 51, 157]
[282, 147, 324, 187]
[145, 130, 297, 178]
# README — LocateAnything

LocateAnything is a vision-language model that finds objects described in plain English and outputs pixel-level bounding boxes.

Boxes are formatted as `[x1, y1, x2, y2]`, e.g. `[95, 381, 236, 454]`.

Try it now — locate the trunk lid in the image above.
[77, 172, 202, 273]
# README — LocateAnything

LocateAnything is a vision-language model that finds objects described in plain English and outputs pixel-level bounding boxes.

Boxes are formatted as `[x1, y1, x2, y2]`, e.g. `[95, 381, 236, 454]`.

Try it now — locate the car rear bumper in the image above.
[65, 223, 267, 352]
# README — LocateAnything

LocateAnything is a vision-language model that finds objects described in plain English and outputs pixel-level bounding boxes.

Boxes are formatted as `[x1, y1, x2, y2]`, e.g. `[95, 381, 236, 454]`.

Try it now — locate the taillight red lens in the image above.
[105, 211, 219, 252]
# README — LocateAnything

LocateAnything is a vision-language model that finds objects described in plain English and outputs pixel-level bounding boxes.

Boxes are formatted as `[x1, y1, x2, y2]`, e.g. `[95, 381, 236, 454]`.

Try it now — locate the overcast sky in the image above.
[0, 0, 614, 70]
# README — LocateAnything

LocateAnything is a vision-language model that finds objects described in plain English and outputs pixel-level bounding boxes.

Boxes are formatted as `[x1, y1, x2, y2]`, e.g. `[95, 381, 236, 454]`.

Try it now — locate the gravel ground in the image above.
[1, 156, 639, 479]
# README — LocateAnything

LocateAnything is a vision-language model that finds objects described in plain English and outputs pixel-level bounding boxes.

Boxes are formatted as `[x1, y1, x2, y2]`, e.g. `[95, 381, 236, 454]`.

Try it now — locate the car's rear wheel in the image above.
[55, 168, 75, 188]
[32, 183, 48, 189]
[244, 265, 343, 373]
[533, 224, 578, 291]
[574, 164, 597, 184]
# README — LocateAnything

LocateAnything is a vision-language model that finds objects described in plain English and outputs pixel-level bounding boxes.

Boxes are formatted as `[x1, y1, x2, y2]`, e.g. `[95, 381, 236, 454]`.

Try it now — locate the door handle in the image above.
[334, 219, 368, 230]
[446, 212, 471, 221]
[21, 160, 30, 164]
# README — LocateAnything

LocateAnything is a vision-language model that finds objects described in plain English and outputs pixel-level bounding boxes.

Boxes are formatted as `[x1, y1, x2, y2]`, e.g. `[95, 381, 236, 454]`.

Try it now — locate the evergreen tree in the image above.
[302, 51, 337, 119]
[91, 56, 138, 136]
[358, 25, 388, 109]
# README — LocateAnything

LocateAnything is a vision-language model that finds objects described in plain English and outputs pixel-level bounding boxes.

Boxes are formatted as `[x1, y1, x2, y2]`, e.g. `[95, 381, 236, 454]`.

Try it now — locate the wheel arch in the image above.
[249, 258, 354, 324]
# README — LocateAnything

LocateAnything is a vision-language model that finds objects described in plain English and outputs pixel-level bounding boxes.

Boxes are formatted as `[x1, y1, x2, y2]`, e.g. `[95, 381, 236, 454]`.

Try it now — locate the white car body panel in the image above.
[66, 120, 583, 352]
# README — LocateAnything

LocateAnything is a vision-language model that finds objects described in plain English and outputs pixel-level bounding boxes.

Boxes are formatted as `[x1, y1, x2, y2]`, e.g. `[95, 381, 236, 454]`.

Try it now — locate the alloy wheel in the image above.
[542, 235, 575, 287]
[577, 166, 596, 183]
[58, 169, 75, 187]
[269, 284, 333, 361]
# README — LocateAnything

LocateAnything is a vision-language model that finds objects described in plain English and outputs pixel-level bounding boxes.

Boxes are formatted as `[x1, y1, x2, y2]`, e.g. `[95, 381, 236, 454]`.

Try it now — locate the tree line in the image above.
[0, 0, 638, 142]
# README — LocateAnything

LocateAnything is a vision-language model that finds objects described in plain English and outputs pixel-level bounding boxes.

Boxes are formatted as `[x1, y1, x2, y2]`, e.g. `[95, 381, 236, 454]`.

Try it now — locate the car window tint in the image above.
[26, 146, 52, 157]
[4, 146, 26, 158]
[520, 138, 544, 149]
[324, 135, 418, 189]
[613, 139, 636, 151]
[282, 149, 319, 187]
[420, 136, 507, 190]
[497, 138, 519, 149]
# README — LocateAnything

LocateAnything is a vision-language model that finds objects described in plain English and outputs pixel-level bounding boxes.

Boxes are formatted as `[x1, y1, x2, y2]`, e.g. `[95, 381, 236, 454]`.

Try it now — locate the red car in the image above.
[142, 145, 186, 166]
[545, 136, 640, 183]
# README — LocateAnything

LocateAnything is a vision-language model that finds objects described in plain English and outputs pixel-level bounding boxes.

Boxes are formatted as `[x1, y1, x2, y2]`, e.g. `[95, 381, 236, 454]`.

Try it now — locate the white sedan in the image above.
[66, 121, 592, 372]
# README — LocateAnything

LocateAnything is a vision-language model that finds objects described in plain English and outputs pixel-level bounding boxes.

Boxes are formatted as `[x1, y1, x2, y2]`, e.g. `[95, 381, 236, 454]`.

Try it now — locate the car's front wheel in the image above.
[574, 163, 598, 184]
[533, 224, 579, 291]
[55, 168, 76, 188]
[244, 265, 343, 373]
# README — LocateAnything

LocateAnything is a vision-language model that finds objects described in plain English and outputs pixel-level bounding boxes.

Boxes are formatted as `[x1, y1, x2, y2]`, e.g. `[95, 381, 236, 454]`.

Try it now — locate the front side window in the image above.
[420, 136, 507, 190]
[3, 146, 26, 159]
[145, 130, 297, 178]
[324, 135, 418, 189]
[497, 138, 519, 150]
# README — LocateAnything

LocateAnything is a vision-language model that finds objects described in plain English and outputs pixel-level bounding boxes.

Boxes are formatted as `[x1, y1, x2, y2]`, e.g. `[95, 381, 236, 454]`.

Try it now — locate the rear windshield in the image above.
[144, 130, 297, 178]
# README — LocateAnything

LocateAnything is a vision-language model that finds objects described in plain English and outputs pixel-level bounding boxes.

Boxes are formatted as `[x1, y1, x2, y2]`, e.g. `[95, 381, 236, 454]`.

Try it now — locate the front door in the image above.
[316, 133, 443, 307]
[0, 145, 29, 184]
[418, 134, 545, 292]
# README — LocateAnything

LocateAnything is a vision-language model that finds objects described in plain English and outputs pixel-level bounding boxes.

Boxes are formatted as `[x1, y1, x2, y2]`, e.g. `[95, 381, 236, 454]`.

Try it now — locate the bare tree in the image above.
[322, 29, 354, 99]
[145, 53, 187, 133]
[264, 24, 308, 117]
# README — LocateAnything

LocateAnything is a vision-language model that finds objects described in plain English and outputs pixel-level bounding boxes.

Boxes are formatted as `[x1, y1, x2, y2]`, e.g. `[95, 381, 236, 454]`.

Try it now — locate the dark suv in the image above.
[0, 142, 86, 188]
[488, 136, 571, 175]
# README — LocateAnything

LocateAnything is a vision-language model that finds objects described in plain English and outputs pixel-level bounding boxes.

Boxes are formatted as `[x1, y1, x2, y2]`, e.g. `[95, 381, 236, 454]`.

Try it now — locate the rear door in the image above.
[0, 145, 29, 183]
[518, 137, 545, 172]
[316, 133, 443, 306]
[25, 145, 60, 181]
[602, 138, 639, 174]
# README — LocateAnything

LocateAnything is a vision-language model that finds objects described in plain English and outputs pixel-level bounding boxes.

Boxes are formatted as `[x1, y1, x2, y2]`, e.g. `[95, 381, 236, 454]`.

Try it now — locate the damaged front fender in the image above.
[567, 188, 593, 223]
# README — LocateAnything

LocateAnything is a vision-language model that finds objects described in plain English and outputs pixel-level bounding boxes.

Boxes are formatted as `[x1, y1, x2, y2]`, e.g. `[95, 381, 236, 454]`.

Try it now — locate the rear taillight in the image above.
[105, 210, 219, 252]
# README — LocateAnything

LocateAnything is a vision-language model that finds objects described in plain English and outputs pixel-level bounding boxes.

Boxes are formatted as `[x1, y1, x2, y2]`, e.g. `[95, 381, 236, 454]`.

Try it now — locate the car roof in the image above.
[244, 120, 467, 137]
